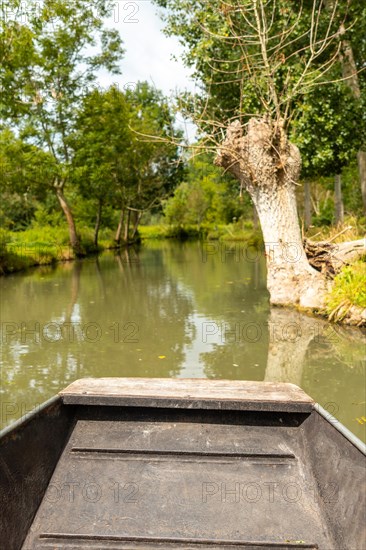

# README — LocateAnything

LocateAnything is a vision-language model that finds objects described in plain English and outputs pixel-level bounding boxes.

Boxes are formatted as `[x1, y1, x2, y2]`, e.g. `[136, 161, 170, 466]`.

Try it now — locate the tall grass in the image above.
[0, 226, 112, 274]
[326, 261, 366, 321]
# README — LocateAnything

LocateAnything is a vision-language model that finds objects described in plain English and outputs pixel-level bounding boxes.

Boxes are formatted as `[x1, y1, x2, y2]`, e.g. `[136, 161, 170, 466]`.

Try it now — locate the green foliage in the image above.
[292, 84, 362, 177]
[326, 262, 366, 318]
[341, 163, 365, 217]
[1, 0, 124, 141]
[0, 226, 68, 274]
[154, 0, 362, 129]
[8, 225, 70, 247]
[0, 224, 114, 273]
[0, 228, 11, 256]
[139, 224, 203, 240]
[312, 195, 334, 227]
[155, 0, 365, 218]
[0, 192, 37, 230]
[1, 0, 125, 248]
[0, 127, 58, 229]
[124, 82, 185, 212]
[70, 83, 184, 244]
[220, 221, 263, 248]
[164, 153, 250, 226]
[139, 222, 263, 246]
[72, 86, 130, 205]
[32, 203, 64, 228]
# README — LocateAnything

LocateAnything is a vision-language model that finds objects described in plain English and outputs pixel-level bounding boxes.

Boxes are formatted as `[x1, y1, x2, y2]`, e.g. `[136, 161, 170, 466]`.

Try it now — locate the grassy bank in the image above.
[0, 226, 113, 275]
[0, 221, 263, 275]
[139, 221, 263, 247]
[306, 218, 366, 325]
[325, 261, 366, 324]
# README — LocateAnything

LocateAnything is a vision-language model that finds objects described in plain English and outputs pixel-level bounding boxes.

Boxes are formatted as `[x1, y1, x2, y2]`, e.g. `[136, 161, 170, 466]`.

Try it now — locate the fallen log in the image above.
[304, 238, 366, 278]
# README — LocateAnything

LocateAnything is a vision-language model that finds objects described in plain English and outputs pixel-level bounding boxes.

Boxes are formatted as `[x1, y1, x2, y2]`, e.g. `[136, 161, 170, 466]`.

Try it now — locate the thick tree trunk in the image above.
[94, 199, 102, 248]
[55, 186, 81, 255]
[124, 209, 131, 243]
[334, 174, 344, 225]
[215, 118, 328, 309]
[304, 180, 312, 229]
[357, 151, 366, 214]
[115, 208, 125, 245]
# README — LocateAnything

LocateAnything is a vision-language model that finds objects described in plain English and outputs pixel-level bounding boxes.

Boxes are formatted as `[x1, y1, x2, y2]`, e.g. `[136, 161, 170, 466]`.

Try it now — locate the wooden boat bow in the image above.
[1, 378, 365, 550]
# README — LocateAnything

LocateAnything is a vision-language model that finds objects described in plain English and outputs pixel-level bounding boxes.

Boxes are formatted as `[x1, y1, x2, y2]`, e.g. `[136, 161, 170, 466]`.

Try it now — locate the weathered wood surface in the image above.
[60, 378, 314, 412]
[23, 411, 331, 549]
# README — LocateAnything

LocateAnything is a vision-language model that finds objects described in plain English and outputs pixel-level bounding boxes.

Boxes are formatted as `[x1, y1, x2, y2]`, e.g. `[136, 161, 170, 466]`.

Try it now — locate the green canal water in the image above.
[0, 241, 365, 440]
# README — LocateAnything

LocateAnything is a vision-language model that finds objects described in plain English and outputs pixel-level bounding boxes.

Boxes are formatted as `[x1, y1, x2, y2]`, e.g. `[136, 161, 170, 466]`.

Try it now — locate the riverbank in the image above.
[0, 223, 263, 275]
[0, 226, 105, 275]
[1, 223, 365, 326]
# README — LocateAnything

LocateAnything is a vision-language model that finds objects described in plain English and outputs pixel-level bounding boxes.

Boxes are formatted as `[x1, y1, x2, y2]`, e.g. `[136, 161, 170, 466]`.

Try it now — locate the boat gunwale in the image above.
[315, 403, 366, 455]
[0, 394, 61, 441]
[59, 378, 315, 413]
[1, 379, 365, 455]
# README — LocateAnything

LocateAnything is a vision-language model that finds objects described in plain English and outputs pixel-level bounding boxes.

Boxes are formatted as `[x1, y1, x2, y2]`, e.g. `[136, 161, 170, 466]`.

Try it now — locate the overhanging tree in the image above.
[155, 0, 365, 309]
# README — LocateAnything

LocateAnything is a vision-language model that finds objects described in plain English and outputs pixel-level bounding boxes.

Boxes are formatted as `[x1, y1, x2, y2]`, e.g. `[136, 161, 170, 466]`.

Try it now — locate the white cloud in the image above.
[97, 1, 198, 141]
[99, 1, 196, 96]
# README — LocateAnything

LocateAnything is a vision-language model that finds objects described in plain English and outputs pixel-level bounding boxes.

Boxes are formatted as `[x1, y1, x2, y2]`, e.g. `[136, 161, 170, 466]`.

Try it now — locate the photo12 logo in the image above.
[112, 1, 140, 23]
[201, 481, 339, 505]
[0, 321, 139, 344]
[201, 242, 306, 264]
[1, 402, 43, 424]
[44, 480, 140, 504]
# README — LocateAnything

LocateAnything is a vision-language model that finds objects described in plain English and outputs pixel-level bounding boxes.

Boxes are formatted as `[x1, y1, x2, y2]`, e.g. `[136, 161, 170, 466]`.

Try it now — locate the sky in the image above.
[98, 0, 198, 140]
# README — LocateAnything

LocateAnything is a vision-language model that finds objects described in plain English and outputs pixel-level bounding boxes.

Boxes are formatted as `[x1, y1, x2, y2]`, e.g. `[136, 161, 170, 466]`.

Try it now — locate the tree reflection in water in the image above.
[0, 241, 365, 440]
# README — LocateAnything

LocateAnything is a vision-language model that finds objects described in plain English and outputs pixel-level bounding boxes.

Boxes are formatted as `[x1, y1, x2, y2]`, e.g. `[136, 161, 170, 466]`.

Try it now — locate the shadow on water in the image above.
[0, 241, 365, 440]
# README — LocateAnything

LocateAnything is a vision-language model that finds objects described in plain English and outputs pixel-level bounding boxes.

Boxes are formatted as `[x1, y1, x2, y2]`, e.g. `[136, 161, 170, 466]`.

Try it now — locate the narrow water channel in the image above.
[0, 241, 365, 440]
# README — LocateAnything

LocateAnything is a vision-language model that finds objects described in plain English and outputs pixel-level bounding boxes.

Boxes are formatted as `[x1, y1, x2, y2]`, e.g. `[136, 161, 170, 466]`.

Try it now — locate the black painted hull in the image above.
[1, 382, 365, 550]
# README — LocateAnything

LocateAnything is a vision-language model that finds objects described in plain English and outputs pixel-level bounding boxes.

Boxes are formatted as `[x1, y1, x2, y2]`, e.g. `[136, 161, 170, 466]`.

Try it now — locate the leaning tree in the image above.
[155, 0, 365, 310]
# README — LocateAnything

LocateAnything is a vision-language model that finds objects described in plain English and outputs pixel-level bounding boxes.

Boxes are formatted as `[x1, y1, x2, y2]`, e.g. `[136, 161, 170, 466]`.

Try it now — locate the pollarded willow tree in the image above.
[155, 0, 365, 310]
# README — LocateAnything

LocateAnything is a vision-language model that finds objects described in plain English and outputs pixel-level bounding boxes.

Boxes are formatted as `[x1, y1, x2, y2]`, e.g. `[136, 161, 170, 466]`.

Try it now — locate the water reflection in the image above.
[0, 241, 365, 441]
